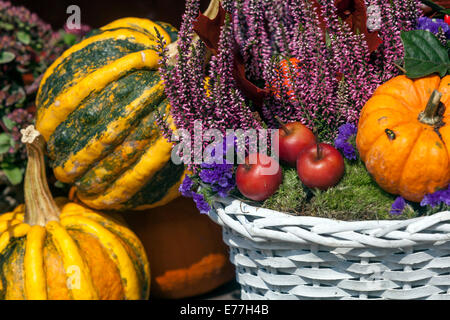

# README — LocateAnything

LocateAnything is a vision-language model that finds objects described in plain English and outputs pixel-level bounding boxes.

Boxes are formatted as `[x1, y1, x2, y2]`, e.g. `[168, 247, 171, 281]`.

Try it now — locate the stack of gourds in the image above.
[0, 17, 234, 300]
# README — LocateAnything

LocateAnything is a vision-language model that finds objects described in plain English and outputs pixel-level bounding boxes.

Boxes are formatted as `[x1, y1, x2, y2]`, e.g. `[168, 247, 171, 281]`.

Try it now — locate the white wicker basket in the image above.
[208, 197, 450, 300]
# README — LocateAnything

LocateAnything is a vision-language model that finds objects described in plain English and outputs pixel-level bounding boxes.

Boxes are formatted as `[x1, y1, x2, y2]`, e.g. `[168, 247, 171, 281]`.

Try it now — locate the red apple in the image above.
[277, 120, 316, 167]
[236, 153, 283, 201]
[445, 14, 450, 26]
[296, 143, 344, 190]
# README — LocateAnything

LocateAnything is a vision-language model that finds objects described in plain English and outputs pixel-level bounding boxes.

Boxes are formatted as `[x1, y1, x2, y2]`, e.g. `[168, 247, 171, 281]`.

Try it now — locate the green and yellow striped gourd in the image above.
[0, 126, 150, 300]
[35, 17, 185, 211]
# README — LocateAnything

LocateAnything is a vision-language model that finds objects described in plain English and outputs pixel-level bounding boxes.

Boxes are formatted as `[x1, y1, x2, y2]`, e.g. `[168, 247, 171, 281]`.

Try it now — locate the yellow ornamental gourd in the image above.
[35, 17, 186, 211]
[0, 126, 150, 300]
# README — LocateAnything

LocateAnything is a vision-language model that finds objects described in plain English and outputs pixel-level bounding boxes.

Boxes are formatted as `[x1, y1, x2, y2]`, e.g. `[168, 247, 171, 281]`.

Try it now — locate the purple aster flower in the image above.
[417, 17, 450, 39]
[192, 192, 211, 214]
[217, 177, 230, 188]
[421, 185, 450, 208]
[199, 162, 235, 197]
[338, 123, 358, 137]
[334, 123, 358, 160]
[390, 196, 406, 216]
[179, 174, 194, 197]
[196, 137, 237, 199]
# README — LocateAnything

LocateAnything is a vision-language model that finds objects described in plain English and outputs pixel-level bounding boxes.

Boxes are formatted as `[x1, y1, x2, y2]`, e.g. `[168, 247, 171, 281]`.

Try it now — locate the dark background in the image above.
[12, 0, 210, 30]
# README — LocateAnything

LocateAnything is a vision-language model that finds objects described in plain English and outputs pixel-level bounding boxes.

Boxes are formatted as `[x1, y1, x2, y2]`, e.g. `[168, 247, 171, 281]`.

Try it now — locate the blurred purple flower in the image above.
[192, 192, 211, 214]
[390, 196, 406, 216]
[64, 24, 91, 37]
[199, 139, 236, 198]
[335, 123, 357, 160]
[417, 17, 450, 39]
[421, 185, 450, 208]
[179, 174, 194, 197]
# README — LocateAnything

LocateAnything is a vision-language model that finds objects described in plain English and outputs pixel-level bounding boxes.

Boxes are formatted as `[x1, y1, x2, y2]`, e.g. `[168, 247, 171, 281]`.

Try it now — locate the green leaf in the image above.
[2, 116, 16, 131]
[16, 31, 31, 45]
[0, 145, 9, 155]
[401, 30, 450, 79]
[0, 133, 11, 145]
[2, 166, 23, 185]
[0, 133, 14, 155]
[418, 0, 445, 12]
[0, 22, 14, 31]
[54, 181, 66, 189]
[0, 51, 15, 64]
[62, 33, 77, 46]
[325, 31, 331, 48]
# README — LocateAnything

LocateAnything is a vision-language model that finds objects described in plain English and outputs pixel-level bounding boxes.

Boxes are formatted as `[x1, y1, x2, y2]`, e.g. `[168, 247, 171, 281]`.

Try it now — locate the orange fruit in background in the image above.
[122, 196, 235, 299]
[270, 57, 302, 100]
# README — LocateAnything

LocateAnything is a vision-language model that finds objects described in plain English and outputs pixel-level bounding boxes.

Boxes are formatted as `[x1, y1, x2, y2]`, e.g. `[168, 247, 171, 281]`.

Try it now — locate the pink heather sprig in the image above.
[157, 0, 209, 167]
[207, 14, 261, 133]
[316, 0, 378, 124]
[158, 0, 205, 130]
[160, 0, 421, 152]
[158, 1, 261, 171]
[249, 0, 419, 140]
[373, 0, 419, 82]
[237, 0, 273, 79]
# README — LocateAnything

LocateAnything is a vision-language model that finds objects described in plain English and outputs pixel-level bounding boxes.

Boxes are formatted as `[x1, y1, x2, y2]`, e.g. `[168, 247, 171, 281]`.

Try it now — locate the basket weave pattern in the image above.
[208, 197, 450, 300]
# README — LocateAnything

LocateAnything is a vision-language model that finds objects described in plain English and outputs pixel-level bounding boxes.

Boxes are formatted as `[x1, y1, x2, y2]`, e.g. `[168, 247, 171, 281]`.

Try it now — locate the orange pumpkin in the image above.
[356, 74, 450, 202]
[122, 197, 235, 299]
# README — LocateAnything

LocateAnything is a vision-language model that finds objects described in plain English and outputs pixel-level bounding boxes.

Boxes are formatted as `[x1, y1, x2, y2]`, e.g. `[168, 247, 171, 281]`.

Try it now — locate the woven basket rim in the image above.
[209, 196, 450, 248]
[212, 195, 431, 223]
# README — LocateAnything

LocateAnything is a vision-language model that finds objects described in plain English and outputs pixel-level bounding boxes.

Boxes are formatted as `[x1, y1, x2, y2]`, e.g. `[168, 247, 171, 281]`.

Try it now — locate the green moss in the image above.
[260, 160, 417, 221]
[262, 168, 306, 215]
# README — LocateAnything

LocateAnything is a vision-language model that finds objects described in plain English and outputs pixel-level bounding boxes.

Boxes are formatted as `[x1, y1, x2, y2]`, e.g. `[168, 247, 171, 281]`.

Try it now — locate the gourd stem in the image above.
[203, 0, 220, 18]
[22, 125, 60, 226]
[166, 0, 220, 66]
[418, 90, 443, 126]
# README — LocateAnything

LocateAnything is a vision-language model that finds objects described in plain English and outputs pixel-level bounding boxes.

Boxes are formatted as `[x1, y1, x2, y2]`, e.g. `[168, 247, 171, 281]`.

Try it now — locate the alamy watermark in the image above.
[66, 5, 81, 30]
[170, 120, 280, 175]
[66, 265, 81, 290]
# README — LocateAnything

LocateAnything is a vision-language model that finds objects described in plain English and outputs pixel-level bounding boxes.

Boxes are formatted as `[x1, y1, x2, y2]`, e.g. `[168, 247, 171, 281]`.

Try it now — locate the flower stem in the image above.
[22, 125, 60, 226]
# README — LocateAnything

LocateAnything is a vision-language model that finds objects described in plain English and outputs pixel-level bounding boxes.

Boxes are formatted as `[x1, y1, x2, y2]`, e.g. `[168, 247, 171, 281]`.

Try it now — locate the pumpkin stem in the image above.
[22, 125, 60, 226]
[418, 90, 444, 126]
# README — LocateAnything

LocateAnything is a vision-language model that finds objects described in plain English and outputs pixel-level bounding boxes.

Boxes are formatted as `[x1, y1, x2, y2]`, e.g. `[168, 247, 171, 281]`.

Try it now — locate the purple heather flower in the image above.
[421, 185, 450, 208]
[417, 17, 450, 39]
[335, 123, 357, 160]
[390, 196, 406, 216]
[64, 24, 91, 37]
[192, 192, 211, 214]
[159, 0, 421, 159]
[157, 1, 260, 171]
